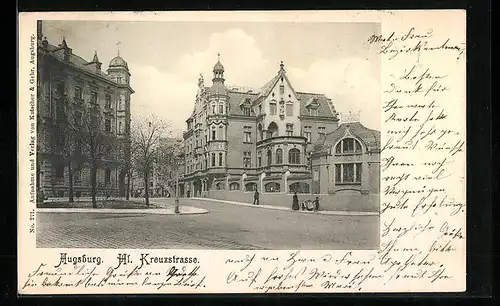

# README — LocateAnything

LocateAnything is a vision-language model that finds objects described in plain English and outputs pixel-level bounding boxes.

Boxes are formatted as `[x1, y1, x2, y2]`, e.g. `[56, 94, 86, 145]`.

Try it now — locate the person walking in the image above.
[292, 192, 299, 211]
[313, 196, 320, 212]
[253, 190, 260, 205]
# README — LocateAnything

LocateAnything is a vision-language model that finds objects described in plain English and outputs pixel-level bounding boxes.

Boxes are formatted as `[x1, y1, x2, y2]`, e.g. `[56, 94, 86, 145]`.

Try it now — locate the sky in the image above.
[42, 21, 381, 135]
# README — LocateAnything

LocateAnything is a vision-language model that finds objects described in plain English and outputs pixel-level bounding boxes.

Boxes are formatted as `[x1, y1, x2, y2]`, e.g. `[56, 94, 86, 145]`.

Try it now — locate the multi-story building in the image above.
[36, 21, 133, 198]
[182, 56, 340, 197]
[131, 137, 184, 198]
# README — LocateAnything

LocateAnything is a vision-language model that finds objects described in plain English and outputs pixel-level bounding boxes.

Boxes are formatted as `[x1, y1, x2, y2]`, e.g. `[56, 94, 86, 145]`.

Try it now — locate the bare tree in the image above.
[131, 115, 169, 206]
[76, 100, 113, 208]
[54, 94, 82, 203]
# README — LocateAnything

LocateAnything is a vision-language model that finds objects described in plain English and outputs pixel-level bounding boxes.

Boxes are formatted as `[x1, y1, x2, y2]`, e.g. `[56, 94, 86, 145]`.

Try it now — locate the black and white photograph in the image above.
[35, 20, 381, 250]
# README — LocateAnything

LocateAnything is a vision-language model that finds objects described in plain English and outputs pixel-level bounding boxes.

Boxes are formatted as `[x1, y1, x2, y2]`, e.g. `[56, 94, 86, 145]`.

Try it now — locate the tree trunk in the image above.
[68, 162, 74, 203]
[144, 172, 150, 206]
[126, 171, 130, 200]
[91, 166, 97, 208]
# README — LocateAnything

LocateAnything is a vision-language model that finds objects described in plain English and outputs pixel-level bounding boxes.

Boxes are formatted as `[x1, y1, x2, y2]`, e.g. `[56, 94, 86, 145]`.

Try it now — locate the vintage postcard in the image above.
[18, 10, 466, 294]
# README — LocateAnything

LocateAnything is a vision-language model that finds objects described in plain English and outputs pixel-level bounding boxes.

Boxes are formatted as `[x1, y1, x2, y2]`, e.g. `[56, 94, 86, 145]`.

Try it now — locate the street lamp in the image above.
[174, 156, 180, 214]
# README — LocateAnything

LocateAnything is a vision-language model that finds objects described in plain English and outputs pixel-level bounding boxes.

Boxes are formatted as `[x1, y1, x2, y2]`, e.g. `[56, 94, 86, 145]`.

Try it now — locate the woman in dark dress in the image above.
[292, 192, 299, 210]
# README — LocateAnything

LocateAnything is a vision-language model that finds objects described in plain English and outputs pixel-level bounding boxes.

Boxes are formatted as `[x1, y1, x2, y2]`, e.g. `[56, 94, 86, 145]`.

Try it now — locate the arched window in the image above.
[218, 125, 224, 140]
[265, 182, 280, 193]
[218, 102, 224, 114]
[229, 182, 240, 191]
[218, 153, 223, 166]
[335, 138, 362, 154]
[258, 124, 263, 140]
[267, 149, 272, 165]
[276, 148, 283, 164]
[245, 182, 257, 191]
[212, 103, 216, 114]
[267, 122, 278, 138]
[289, 182, 310, 194]
[288, 148, 300, 164]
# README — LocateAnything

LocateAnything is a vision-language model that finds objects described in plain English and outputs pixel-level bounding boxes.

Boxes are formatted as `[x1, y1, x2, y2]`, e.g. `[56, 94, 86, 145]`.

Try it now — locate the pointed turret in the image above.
[210, 53, 226, 95]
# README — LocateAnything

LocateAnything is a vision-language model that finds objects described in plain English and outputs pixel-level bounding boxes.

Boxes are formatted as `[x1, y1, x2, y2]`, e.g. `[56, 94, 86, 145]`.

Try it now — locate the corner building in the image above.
[36, 22, 133, 197]
[182, 58, 339, 197]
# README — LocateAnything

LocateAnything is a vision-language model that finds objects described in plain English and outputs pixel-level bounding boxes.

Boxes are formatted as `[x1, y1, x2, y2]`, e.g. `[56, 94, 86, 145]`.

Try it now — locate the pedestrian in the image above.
[307, 199, 315, 211]
[313, 197, 320, 212]
[253, 190, 260, 205]
[301, 200, 307, 211]
[292, 192, 299, 211]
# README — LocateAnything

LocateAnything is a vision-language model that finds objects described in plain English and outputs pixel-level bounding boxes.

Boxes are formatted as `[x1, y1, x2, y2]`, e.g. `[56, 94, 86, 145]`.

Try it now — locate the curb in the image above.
[191, 197, 379, 216]
[36, 206, 208, 215]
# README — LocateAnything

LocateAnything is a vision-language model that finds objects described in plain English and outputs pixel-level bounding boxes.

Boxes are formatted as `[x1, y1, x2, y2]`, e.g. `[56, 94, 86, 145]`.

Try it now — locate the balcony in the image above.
[256, 135, 306, 148]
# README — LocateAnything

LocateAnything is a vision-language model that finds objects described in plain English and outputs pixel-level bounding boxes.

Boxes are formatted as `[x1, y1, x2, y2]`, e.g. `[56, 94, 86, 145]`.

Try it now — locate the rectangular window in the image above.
[313, 169, 319, 181]
[258, 156, 262, 168]
[55, 164, 64, 179]
[56, 82, 65, 96]
[119, 93, 126, 110]
[269, 103, 277, 115]
[91, 91, 98, 104]
[218, 153, 223, 166]
[74, 86, 82, 100]
[355, 163, 362, 183]
[304, 131, 311, 142]
[286, 104, 293, 116]
[286, 124, 294, 136]
[105, 169, 111, 185]
[105, 94, 112, 108]
[105, 119, 111, 132]
[211, 129, 216, 140]
[303, 126, 312, 143]
[243, 151, 251, 168]
[335, 163, 362, 185]
[211, 153, 216, 167]
[74, 111, 82, 127]
[318, 126, 326, 135]
[218, 126, 224, 140]
[244, 130, 252, 143]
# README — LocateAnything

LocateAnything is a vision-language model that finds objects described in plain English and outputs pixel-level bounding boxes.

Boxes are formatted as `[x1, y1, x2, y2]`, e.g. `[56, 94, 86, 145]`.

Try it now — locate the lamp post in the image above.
[174, 156, 180, 214]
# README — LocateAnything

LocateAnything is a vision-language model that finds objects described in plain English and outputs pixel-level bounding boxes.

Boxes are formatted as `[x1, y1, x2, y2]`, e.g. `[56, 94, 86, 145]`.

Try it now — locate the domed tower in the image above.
[107, 52, 134, 197]
[206, 54, 229, 172]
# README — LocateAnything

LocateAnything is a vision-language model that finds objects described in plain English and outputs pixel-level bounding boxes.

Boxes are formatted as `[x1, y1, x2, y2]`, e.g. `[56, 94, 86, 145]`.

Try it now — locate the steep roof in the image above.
[296, 92, 336, 117]
[39, 38, 115, 81]
[313, 122, 381, 154]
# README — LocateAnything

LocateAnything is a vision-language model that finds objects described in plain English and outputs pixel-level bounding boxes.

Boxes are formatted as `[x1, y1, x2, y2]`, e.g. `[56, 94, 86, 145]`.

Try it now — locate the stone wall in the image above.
[203, 190, 379, 212]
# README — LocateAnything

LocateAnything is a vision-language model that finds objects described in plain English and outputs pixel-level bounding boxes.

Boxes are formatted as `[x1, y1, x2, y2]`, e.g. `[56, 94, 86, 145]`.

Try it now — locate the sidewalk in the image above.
[37, 204, 208, 215]
[191, 197, 379, 216]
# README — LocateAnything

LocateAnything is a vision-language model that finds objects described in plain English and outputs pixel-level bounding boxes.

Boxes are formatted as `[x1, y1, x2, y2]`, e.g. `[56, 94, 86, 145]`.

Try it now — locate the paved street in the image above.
[37, 198, 379, 250]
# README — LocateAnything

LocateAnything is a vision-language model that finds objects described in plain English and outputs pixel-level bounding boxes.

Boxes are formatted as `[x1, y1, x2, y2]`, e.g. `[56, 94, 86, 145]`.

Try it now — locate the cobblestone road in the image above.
[37, 198, 379, 250]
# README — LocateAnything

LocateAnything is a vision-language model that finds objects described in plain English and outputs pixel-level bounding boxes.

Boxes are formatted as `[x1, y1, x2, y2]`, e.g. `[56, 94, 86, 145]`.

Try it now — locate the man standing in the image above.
[253, 190, 260, 205]
[313, 196, 320, 212]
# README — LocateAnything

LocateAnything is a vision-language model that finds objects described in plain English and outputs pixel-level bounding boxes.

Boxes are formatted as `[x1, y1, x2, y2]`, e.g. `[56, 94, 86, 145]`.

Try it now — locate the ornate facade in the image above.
[182, 56, 340, 196]
[36, 21, 133, 198]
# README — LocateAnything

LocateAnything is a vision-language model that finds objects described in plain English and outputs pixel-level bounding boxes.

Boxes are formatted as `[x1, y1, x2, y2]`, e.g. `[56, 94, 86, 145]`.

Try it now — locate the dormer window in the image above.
[309, 107, 318, 116]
